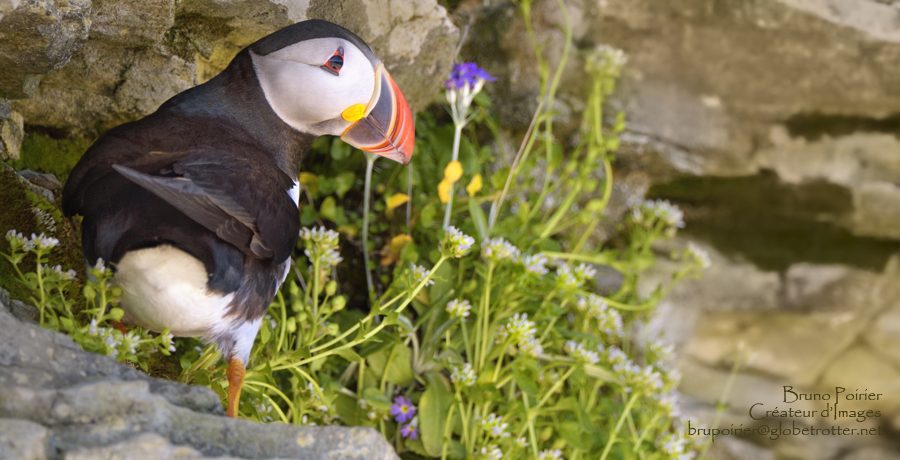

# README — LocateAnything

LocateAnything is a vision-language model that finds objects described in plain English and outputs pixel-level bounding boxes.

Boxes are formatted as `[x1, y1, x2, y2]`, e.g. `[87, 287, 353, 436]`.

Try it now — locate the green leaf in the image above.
[335, 347, 362, 362]
[320, 197, 337, 221]
[419, 373, 453, 456]
[468, 199, 489, 241]
[362, 387, 392, 412]
[366, 342, 414, 386]
[333, 172, 356, 198]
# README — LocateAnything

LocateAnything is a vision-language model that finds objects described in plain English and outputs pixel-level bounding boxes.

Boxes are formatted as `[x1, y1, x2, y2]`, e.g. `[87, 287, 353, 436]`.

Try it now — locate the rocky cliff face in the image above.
[455, 1, 900, 458]
[0, 0, 458, 145]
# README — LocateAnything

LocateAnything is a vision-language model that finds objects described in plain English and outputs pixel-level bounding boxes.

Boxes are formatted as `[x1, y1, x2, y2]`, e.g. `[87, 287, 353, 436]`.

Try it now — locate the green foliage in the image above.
[177, 13, 707, 459]
[14, 132, 91, 181]
[2, 231, 176, 369]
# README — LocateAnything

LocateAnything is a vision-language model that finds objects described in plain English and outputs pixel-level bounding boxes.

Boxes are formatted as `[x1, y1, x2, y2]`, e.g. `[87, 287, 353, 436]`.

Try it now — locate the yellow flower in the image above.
[380, 234, 413, 266]
[443, 161, 463, 183]
[385, 193, 410, 213]
[438, 178, 453, 203]
[466, 174, 483, 196]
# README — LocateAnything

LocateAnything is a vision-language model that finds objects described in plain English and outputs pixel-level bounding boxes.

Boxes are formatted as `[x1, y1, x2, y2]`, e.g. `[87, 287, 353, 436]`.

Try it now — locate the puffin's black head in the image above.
[249, 19, 414, 164]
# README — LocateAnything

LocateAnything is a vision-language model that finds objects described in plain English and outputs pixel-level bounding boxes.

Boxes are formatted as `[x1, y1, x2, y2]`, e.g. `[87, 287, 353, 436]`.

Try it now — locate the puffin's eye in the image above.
[320, 47, 344, 76]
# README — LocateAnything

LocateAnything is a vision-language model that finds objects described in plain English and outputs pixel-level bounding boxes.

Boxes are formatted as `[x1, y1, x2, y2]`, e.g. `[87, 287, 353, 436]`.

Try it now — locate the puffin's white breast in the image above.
[115, 244, 232, 337]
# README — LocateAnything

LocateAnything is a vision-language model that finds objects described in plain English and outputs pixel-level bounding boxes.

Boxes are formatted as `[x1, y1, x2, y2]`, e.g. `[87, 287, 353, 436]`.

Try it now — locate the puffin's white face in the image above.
[251, 37, 414, 163]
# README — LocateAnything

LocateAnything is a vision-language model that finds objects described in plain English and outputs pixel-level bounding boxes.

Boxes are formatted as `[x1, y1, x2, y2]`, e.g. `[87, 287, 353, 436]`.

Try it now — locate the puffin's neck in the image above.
[162, 51, 314, 178]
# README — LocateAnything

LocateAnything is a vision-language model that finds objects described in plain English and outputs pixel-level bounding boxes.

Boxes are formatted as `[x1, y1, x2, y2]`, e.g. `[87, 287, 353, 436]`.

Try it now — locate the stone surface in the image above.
[11, 0, 458, 135]
[0, 100, 24, 160]
[0, 289, 398, 459]
[0, 0, 91, 98]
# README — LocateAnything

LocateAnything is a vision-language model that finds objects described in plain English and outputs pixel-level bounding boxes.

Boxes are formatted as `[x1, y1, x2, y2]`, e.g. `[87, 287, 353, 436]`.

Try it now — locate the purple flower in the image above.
[445, 62, 495, 90]
[390, 396, 417, 423]
[400, 423, 418, 440]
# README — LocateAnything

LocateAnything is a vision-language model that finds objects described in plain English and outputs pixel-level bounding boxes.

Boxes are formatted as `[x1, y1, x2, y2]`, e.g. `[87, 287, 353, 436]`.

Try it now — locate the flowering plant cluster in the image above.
[175, 7, 709, 457]
[2, 231, 175, 367]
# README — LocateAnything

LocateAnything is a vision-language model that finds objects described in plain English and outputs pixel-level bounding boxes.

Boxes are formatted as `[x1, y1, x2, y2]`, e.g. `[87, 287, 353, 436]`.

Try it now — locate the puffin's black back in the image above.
[62, 24, 324, 319]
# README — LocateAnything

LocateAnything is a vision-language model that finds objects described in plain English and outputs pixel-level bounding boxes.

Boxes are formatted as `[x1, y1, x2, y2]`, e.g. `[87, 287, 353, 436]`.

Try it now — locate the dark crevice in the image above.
[648, 169, 900, 272]
[784, 112, 900, 141]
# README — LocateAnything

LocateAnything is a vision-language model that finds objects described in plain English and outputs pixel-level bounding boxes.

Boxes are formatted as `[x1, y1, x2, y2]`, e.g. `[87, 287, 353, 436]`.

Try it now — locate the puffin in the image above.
[62, 19, 414, 417]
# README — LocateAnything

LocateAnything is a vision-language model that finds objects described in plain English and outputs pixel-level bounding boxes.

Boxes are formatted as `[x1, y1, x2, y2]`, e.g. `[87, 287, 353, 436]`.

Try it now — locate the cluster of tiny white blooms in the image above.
[30, 233, 60, 250]
[481, 237, 519, 263]
[632, 199, 685, 232]
[515, 437, 528, 448]
[685, 242, 711, 270]
[564, 340, 600, 365]
[478, 445, 503, 460]
[555, 263, 580, 289]
[537, 449, 564, 460]
[480, 413, 509, 438]
[576, 294, 623, 337]
[410, 263, 435, 287]
[616, 362, 665, 395]
[656, 392, 680, 418]
[93, 258, 108, 273]
[445, 298, 472, 319]
[5, 229, 25, 247]
[45, 264, 77, 280]
[573, 263, 597, 281]
[501, 313, 536, 343]
[160, 331, 176, 353]
[299, 226, 343, 266]
[597, 45, 628, 71]
[500, 313, 543, 357]
[450, 363, 477, 386]
[520, 253, 549, 276]
[7, 231, 60, 252]
[660, 433, 694, 460]
[442, 226, 475, 258]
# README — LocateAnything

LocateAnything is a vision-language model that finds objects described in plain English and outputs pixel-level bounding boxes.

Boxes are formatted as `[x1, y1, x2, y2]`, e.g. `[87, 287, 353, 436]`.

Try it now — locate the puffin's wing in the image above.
[112, 149, 298, 261]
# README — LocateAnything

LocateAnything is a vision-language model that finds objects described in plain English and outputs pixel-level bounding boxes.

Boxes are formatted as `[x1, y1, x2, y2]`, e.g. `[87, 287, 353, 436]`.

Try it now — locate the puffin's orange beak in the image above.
[340, 64, 415, 164]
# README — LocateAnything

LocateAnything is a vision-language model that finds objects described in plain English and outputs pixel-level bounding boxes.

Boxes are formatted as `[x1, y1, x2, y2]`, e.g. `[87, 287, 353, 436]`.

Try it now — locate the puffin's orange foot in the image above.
[226, 357, 245, 418]
[110, 320, 129, 334]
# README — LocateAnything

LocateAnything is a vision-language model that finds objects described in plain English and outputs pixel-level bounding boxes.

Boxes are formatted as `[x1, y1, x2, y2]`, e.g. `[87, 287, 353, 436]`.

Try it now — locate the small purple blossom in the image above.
[445, 62, 495, 90]
[400, 423, 418, 440]
[390, 396, 417, 423]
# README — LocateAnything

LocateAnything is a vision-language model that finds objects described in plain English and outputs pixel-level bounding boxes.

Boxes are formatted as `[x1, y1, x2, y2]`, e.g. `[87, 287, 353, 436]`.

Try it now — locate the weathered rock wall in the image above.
[456, 1, 900, 458]
[0, 0, 458, 148]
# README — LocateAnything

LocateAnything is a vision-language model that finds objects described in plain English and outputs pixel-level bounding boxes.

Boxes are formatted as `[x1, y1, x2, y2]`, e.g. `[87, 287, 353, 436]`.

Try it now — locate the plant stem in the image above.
[600, 392, 640, 460]
[362, 154, 377, 301]
[442, 123, 464, 229]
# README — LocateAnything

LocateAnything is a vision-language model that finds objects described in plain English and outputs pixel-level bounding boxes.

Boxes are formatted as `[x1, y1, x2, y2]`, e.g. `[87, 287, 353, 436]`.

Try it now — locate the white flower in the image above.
[29, 233, 59, 250]
[481, 237, 519, 262]
[501, 313, 536, 344]
[519, 337, 544, 357]
[685, 242, 711, 270]
[515, 437, 528, 448]
[88, 319, 99, 335]
[446, 299, 472, 319]
[632, 200, 685, 231]
[442, 226, 475, 258]
[5, 229, 26, 247]
[574, 263, 597, 281]
[555, 263, 580, 289]
[578, 295, 623, 338]
[410, 264, 434, 287]
[520, 254, 549, 276]
[538, 449, 564, 460]
[450, 363, 477, 386]
[478, 445, 503, 460]
[480, 413, 509, 438]
[564, 340, 600, 365]
[93, 258, 107, 273]
[300, 226, 342, 266]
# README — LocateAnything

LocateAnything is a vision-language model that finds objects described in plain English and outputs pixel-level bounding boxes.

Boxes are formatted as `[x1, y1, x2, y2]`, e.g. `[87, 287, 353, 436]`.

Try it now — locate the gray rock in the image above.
[0, 100, 23, 160]
[0, 0, 91, 98]
[12, 0, 458, 135]
[0, 289, 398, 459]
